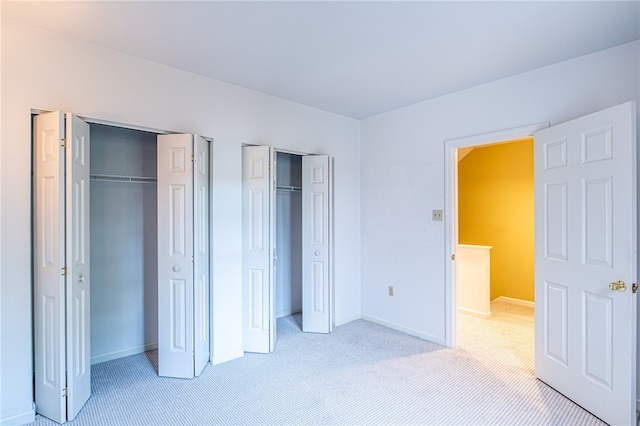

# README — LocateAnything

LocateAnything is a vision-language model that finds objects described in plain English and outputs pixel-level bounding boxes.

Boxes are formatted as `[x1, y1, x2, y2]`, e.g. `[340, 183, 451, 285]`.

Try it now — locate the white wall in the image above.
[360, 39, 639, 382]
[0, 20, 361, 424]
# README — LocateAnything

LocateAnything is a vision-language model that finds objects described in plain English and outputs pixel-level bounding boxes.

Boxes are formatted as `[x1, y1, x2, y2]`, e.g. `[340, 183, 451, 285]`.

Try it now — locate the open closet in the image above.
[275, 152, 303, 319]
[242, 146, 335, 354]
[33, 112, 211, 424]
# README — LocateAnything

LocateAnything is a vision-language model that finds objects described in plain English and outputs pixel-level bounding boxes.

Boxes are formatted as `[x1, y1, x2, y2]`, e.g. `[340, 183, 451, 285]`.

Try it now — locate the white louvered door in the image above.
[302, 155, 334, 334]
[534, 102, 636, 426]
[242, 146, 275, 353]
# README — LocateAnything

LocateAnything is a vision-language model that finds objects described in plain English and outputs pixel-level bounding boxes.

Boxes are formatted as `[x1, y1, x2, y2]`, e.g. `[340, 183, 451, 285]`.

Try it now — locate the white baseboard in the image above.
[0, 406, 35, 426]
[492, 296, 535, 308]
[458, 307, 492, 319]
[276, 307, 302, 318]
[211, 348, 244, 365]
[91, 342, 158, 365]
[361, 314, 446, 347]
[335, 314, 361, 326]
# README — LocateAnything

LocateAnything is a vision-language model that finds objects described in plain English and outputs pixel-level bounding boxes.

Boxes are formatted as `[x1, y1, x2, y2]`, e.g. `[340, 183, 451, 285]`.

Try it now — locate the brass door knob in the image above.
[609, 280, 627, 292]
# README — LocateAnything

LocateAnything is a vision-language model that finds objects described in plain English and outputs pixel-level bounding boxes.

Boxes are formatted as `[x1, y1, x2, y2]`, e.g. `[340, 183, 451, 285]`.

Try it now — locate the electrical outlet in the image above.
[432, 209, 443, 221]
[388, 286, 394, 296]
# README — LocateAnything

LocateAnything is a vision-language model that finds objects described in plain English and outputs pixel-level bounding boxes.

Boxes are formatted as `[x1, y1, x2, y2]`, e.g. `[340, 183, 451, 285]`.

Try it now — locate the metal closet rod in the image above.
[276, 185, 302, 192]
[90, 174, 157, 183]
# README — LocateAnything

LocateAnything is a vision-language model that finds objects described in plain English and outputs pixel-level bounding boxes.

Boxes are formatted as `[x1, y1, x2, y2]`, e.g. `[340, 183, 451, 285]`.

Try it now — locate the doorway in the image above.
[90, 123, 159, 365]
[275, 152, 303, 322]
[443, 123, 548, 348]
[455, 138, 535, 372]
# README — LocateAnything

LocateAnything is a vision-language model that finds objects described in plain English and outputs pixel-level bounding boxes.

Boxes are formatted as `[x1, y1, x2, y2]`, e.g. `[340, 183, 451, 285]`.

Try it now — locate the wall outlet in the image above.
[432, 209, 443, 221]
[388, 285, 394, 296]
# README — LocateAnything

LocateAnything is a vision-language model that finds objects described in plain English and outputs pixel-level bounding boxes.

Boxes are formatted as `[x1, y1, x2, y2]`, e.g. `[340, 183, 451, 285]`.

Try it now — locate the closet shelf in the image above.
[277, 185, 302, 192]
[90, 174, 157, 184]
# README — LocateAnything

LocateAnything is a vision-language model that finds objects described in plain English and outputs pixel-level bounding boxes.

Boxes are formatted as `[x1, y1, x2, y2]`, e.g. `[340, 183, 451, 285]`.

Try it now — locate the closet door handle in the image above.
[172, 265, 181, 272]
[314, 250, 321, 256]
[78, 274, 85, 283]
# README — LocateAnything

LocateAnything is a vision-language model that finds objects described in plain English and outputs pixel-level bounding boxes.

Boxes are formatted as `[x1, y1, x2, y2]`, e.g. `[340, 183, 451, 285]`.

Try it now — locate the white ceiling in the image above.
[3, 1, 639, 119]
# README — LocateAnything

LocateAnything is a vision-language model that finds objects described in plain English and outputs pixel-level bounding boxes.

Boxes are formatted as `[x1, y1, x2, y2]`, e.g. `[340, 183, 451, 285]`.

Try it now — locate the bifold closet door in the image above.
[157, 134, 210, 378]
[302, 155, 334, 334]
[242, 146, 276, 353]
[193, 135, 210, 377]
[34, 111, 91, 423]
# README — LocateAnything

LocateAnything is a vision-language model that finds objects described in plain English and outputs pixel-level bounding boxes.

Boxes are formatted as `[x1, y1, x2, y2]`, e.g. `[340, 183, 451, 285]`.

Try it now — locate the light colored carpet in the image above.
[28, 302, 607, 425]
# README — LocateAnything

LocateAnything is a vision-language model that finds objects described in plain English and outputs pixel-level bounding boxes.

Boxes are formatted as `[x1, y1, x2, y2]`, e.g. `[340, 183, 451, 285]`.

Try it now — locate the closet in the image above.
[33, 112, 211, 424]
[275, 152, 303, 319]
[242, 146, 335, 354]
[90, 123, 159, 366]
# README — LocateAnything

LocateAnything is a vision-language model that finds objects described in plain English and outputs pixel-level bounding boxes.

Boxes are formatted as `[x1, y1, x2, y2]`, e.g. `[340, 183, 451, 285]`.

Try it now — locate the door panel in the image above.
[65, 113, 91, 420]
[242, 146, 274, 353]
[193, 135, 210, 376]
[34, 111, 66, 423]
[534, 102, 636, 425]
[302, 155, 334, 334]
[158, 134, 194, 378]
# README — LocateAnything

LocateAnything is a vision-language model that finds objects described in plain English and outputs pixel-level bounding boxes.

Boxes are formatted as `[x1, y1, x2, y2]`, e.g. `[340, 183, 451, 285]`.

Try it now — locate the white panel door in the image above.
[302, 155, 334, 334]
[34, 112, 92, 423]
[242, 146, 275, 353]
[193, 135, 210, 376]
[34, 111, 67, 423]
[65, 113, 91, 420]
[534, 102, 636, 426]
[158, 134, 195, 378]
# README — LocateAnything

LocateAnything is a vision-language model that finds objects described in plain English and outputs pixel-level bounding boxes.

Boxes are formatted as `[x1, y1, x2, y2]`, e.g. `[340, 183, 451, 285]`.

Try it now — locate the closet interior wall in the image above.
[90, 124, 158, 364]
[275, 152, 303, 318]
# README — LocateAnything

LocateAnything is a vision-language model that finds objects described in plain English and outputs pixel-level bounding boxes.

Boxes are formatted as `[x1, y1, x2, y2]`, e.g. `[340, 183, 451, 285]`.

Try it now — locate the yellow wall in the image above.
[458, 138, 534, 302]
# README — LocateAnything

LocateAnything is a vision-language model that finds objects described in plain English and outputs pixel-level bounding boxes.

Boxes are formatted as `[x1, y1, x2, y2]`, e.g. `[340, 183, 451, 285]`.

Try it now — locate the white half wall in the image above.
[360, 40, 639, 395]
[0, 20, 361, 424]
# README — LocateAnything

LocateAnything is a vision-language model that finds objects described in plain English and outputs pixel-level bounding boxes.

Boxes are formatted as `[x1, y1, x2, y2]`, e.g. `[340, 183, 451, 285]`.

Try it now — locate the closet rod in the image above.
[90, 174, 157, 184]
[276, 185, 302, 192]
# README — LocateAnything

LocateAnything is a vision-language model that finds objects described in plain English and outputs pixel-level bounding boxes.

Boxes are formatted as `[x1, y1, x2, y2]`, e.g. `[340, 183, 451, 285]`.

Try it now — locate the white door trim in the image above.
[443, 122, 549, 348]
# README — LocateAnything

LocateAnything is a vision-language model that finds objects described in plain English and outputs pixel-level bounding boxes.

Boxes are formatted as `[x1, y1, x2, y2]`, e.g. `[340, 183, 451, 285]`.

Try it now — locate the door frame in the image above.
[30, 109, 216, 372]
[443, 122, 548, 348]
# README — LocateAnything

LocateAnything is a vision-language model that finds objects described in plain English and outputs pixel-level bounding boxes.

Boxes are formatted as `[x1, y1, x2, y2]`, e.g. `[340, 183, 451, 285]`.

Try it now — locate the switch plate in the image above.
[432, 209, 443, 221]
[388, 286, 394, 296]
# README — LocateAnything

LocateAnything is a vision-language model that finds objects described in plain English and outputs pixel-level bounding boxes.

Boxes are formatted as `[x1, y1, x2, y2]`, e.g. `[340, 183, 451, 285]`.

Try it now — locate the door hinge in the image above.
[61, 138, 68, 148]
[61, 266, 68, 276]
[451, 254, 455, 261]
[62, 387, 68, 397]
[632, 283, 638, 294]
[191, 154, 195, 163]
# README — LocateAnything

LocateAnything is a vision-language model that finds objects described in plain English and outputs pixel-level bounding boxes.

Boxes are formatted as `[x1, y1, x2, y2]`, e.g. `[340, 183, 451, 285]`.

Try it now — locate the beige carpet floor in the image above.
[457, 298, 608, 425]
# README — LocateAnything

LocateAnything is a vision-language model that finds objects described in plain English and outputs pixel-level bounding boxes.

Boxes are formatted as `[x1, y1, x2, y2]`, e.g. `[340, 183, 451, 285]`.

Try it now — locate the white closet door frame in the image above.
[302, 155, 334, 334]
[242, 146, 276, 353]
[157, 134, 195, 378]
